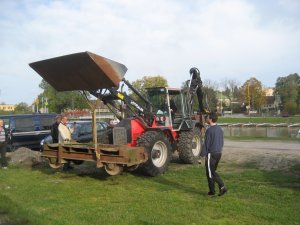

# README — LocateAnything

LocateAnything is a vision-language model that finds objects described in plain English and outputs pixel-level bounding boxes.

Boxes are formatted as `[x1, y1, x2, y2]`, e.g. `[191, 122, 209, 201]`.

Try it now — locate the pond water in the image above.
[221, 126, 300, 138]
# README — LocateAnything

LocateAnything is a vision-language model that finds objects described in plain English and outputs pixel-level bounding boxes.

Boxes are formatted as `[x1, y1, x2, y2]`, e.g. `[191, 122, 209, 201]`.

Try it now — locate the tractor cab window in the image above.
[168, 90, 183, 117]
[168, 90, 185, 129]
[147, 88, 169, 116]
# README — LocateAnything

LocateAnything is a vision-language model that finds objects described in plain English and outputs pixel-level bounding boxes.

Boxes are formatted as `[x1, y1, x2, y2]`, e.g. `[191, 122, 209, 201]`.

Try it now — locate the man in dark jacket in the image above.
[201, 112, 227, 197]
[0, 119, 9, 169]
[51, 115, 62, 143]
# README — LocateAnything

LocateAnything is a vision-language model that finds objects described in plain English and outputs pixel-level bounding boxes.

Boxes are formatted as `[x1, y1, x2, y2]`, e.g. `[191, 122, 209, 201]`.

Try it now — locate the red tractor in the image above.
[30, 52, 207, 176]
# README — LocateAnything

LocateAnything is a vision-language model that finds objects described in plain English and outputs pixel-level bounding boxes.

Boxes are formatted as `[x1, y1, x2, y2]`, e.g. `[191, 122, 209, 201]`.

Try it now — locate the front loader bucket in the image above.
[29, 51, 127, 91]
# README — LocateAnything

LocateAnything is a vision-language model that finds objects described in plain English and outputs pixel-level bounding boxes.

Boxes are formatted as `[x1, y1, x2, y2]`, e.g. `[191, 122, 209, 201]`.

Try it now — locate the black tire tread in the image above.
[137, 131, 171, 176]
[178, 127, 202, 164]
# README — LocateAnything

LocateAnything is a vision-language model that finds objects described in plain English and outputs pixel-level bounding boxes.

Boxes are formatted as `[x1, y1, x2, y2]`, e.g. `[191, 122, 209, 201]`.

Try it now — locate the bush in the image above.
[285, 101, 297, 115]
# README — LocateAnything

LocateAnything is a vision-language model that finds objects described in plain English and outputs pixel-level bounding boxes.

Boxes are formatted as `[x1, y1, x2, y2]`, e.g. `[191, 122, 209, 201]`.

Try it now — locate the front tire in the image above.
[137, 131, 171, 176]
[178, 127, 203, 164]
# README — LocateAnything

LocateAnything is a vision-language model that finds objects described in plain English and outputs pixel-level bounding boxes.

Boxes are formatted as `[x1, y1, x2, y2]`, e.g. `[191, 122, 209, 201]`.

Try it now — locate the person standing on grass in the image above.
[51, 114, 62, 143]
[58, 115, 73, 143]
[200, 112, 227, 197]
[58, 115, 76, 171]
[0, 119, 9, 169]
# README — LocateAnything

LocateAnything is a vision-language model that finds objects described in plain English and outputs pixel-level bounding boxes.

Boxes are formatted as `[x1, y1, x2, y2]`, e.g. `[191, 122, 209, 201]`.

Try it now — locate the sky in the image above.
[0, 0, 299, 105]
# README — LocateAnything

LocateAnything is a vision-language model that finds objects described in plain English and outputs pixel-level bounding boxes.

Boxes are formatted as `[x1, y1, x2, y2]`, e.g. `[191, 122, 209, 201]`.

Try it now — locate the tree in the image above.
[38, 80, 89, 113]
[275, 73, 300, 114]
[14, 102, 31, 114]
[241, 77, 266, 113]
[221, 79, 240, 102]
[220, 79, 241, 113]
[202, 80, 218, 112]
[130, 75, 168, 96]
[129, 76, 168, 105]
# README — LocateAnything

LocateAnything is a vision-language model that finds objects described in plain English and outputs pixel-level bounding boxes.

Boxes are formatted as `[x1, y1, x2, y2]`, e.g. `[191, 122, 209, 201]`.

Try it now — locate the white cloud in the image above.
[0, 0, 299, 104]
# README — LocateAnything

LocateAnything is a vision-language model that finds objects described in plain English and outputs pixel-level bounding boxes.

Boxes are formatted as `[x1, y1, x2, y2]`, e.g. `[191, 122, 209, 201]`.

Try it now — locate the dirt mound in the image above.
[7, 147, 46, 166]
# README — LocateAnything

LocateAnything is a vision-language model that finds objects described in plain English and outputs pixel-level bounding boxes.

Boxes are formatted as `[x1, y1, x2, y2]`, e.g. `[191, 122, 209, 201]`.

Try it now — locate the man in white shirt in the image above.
[58, 115, 73, 143]
[58, 115, 74, 171]
[0, 119, 8, 169]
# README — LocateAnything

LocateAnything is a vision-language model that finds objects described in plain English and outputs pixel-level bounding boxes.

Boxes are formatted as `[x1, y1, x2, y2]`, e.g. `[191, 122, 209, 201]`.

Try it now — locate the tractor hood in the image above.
[29, 51, 127, 91]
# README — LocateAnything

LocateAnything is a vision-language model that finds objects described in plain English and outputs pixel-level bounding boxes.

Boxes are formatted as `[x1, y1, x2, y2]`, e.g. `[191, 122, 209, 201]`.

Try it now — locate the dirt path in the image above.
[7, 140, 300, 171]
[222, 140, 300, 171]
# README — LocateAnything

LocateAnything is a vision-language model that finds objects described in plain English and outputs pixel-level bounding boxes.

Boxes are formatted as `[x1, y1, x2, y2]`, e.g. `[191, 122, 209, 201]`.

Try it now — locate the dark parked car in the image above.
[40, 121, 110, 149]
[0, 113, 57, 151]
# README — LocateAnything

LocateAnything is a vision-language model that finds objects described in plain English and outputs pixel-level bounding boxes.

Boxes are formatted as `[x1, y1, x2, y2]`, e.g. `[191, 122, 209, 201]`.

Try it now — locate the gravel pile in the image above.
[7, 147, 46, 166]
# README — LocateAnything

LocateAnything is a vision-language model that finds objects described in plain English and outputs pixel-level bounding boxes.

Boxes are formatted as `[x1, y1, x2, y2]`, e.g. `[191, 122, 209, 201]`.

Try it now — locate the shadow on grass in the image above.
[152, 175, 205, 195]
[31, 155, 193, 182]
[31, 161, 111, 180]
[128, 159, 205, 196]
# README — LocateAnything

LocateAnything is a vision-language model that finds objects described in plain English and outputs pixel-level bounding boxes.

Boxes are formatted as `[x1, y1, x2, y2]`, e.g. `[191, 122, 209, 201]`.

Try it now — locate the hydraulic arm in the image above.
[90, 78, 154, 127]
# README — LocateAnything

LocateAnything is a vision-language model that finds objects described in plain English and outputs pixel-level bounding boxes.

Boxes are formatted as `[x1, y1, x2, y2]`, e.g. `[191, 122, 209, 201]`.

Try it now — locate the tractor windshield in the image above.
[147, 88, 185, 128]
[147, 88, 169, 115]
[168, 90, 183, 117]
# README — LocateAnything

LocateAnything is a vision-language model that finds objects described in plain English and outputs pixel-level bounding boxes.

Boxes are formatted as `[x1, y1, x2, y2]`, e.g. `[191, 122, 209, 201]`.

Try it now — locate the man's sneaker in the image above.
[218, 187, 227, 196]
[207, 191, 215, 197]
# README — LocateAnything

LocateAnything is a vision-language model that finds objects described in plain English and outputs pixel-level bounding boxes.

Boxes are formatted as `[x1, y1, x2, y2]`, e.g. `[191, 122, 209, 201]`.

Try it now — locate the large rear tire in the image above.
[178, 127, 203, 164]
[137, 131, 171, 176]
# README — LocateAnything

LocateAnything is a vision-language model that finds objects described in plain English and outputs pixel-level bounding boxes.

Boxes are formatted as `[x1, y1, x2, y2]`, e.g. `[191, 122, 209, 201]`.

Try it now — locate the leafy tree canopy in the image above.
[129, 76, 168, 96]
[129, 76, 168, 105]
[275, 73, 300, 114]
[241, 77, 265, 111]
[38, 80, 89, 113]
[221, 79, 241, 101]
[201, 80, 219, 112]
[14, 102, 31, 114]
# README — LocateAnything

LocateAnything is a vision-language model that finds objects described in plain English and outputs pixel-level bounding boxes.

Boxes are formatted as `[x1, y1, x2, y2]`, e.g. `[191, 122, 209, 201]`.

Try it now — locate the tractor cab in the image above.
[146, 87, 187, 129]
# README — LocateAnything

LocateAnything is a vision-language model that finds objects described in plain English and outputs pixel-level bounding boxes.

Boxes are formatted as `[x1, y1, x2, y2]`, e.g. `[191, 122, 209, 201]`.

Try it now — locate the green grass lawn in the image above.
[1, 159, 299, 225]
[218, 116, 300, 124]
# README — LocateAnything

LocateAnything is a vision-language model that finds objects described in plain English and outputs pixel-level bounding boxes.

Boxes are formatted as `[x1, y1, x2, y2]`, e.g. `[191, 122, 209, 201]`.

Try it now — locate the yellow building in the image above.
[0, 104, 15, 111]
[264, 87, 274, 97]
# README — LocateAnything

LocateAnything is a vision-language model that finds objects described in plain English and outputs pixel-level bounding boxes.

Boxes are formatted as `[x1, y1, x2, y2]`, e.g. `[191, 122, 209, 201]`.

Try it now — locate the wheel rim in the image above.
[151, 141, 168, 167]
[192, 135, 201, 156]
[104, 163, 123, 176]
[48, 157, 62, 169]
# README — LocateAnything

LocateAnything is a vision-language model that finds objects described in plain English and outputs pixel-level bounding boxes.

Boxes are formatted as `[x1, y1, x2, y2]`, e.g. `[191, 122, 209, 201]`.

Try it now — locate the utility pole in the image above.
[248, 78, 254, 118]
[247, 83, 250, 115]
[45, 97, 48, 113]
[221, 90, 223, 114]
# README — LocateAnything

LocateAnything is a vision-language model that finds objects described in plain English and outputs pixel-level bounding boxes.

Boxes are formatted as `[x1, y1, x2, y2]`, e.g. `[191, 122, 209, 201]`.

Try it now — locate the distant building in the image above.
[63, 101, 115, 121]
[0, 104, 15, 111]
[261, 88, 281, 115]
[264, 87, 274, 97]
